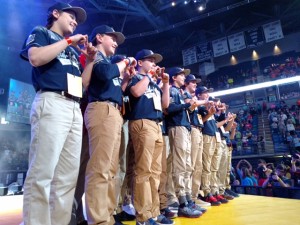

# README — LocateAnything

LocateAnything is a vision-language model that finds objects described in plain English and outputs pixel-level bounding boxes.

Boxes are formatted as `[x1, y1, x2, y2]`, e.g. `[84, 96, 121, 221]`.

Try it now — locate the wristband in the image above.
[65, 38, 72, 46]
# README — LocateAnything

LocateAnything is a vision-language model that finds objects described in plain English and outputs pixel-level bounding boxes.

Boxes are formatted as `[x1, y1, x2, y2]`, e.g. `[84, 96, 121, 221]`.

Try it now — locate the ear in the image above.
[96, 34, 104, 43]
[137, 60, 143, 67]
[172, 75, 177, 83]
[52, 9, 61, 20]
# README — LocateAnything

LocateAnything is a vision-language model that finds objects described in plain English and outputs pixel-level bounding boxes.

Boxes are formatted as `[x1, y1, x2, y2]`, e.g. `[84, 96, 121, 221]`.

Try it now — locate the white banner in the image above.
[228, 32, 246, 53]
[263, 20, 284, 43]
[212, 37, 229, 57]
[182, 46, 197, 66]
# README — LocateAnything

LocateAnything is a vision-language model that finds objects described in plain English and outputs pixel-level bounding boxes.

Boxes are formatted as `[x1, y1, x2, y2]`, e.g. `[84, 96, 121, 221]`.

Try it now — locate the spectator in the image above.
[262, 164, 292, 188]
[258, 136, 265, 153]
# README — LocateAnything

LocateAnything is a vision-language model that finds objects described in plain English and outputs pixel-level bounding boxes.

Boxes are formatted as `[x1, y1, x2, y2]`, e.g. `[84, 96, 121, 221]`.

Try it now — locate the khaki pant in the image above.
[22, 91, 82, 225]
[129, 119, 163, 222]
[166, 146, 177, 205]
[168, 126, 192, 203]
[120, 136, 135, 204]
[217, 140, 228, 195]
[85, 102, 123, 225]
[201, 134, 222, 196]
[117, 121, 129, 206]
[159, 135, 169, 210]
[226, 146, 233, 190]
[190, 127, 203, 199]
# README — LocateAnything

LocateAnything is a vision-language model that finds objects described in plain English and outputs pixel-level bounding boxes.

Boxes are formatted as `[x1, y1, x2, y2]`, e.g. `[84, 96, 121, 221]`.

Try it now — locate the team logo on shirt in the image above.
[26, 34, 35, 46]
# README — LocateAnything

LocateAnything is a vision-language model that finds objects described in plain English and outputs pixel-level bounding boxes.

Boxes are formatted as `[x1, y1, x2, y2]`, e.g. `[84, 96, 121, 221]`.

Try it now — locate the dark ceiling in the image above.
[0, 0, 300, 111]
[6, 0, 300, 67]
[69, 0, 300, 67]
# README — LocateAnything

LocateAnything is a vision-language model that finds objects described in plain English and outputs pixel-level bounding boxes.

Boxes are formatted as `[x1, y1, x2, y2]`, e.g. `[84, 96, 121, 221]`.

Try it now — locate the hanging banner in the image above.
[212, 37, 229, 57]
[182, 46, 197, 66]
[263, 20, 284, 43]
[228, 32, 246, 53]
[196, 42, 213, 62]
[244, 27, 264, 48]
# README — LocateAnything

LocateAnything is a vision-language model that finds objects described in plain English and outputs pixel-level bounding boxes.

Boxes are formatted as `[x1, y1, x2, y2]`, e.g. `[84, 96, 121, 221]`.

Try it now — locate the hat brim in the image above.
[202, 88, 214, 93]
[140, 53, 163, 63]
[62, 7, 87, 24]
[106, 32, 125, 45]
[192, 78, 201, 83]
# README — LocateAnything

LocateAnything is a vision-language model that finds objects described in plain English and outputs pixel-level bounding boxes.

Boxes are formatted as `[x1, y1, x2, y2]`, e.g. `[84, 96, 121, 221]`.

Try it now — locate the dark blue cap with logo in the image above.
[167, 67, 190, 78]
[48, 2, 87, 24]
[185, 74, 201, 83]
[195, 86, 214, 96]
[135, 49, 163, 63]
[89, 25, 125, 44]
[111, 54, 126, 64]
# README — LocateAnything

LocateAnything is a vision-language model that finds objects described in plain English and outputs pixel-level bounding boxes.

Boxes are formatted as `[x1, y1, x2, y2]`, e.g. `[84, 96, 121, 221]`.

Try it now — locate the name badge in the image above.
[215, 131, 221, 143]
[220, 126, 228, 134]
[67, 73, 82, 98]
[153, 89, 162, 111]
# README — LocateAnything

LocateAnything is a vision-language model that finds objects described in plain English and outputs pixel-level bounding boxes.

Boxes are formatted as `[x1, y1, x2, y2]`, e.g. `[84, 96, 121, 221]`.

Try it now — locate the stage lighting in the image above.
[193, 0, 207, 11]
[210, 76, 300, 97]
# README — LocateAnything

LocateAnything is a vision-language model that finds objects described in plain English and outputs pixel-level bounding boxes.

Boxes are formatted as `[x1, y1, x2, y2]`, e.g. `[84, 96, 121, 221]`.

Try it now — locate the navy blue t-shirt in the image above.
[20, 26, 81, 92]
[166, 86, 191, 130]
[88, 52, 123, 106]
[184, 91, 203, 128]
[126, 74, 163, 120]
[198, 106, 218, 136]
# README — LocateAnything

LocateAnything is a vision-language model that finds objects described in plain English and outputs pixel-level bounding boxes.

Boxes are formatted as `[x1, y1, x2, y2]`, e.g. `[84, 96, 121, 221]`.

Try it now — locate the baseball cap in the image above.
[89, 25, 125, 44]
[168, 67, 190, 77]
[195, 86, 214, 96]
[185, 74, 201, 84]
[48, 2, 87, 24]
[111, 55, 126, 64]
[135, 49, 163, 63]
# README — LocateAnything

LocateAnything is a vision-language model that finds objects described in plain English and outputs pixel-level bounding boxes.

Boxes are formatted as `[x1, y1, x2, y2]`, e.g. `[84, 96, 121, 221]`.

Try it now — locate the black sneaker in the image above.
[115, 211, 136, 221]
[225, 189, 240, 197]
[161, 208, 177, 219]
[178, 206, 202, 218]
[77, 220, 88, 225]
[187, 201, 207, 213]
[168, 202, 179, 213]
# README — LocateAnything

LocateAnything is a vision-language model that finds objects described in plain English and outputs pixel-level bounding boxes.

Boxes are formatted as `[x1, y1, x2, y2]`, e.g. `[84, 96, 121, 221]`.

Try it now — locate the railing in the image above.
[232, 185, 300, 199]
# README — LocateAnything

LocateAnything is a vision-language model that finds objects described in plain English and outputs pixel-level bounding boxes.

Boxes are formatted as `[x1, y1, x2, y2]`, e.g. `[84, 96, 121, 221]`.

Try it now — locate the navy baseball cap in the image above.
[48, 3, 87, 24]
[185, 74, 201, 84]
[135, 49, 163, 63]
[89, 25, 125, 44]
[111, 55, 126, 64]
[168, 67, 190, 77]
[195, 86, 213, 95]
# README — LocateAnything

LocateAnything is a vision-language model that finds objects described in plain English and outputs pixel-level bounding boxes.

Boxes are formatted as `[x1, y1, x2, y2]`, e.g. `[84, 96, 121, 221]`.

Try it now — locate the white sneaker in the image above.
[194, 198, 211, 207]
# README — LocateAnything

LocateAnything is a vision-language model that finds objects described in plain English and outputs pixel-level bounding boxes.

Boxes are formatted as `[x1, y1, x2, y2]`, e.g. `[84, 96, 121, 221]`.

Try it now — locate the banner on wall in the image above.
[196, 42, 213, 62]
[212, 37, 229, 57]
[228, 32, 246, 53]
[263, 20, 284, 43]
[244, 27, 264, 48]
[182, 46, 197, 66]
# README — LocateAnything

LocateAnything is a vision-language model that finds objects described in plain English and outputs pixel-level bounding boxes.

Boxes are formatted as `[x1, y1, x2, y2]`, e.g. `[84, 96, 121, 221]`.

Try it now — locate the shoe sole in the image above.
[178, 213, 202, 218]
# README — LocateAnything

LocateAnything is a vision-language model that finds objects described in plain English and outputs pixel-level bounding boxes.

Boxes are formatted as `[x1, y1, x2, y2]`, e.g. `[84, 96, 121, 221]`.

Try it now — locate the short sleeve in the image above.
[20, 26, 49, 60]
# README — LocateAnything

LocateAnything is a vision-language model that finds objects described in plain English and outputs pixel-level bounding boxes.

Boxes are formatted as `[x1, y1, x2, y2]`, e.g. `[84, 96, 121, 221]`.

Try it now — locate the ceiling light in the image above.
[171, 1, 176, 6]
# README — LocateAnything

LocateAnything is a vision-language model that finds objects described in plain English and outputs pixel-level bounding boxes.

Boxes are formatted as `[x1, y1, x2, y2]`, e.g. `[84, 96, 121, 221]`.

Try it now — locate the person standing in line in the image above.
[126, 49, 171, 225]
[183, 74, 211, 207]
[166, 67, 202, 218]
[196, 87, 226, 206]
[20, 3, 97, 225]
[84, 25, 137, 225]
